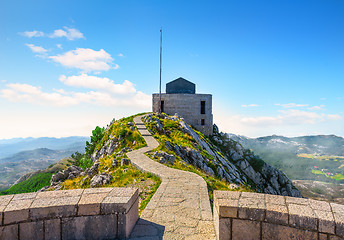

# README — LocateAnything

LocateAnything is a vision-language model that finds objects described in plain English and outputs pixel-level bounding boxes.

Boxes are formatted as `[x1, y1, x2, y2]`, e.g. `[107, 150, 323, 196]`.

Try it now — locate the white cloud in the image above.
[0, 83, 80, 106]
[327, 114, 342, 120]
[275, 103, 309, 108]
[59, 74, 136, 94]
[241, 104, 259, 108]
[56, 44, 63, 49]
[20, 27, 84, 40]
[240, 109, 340, 127]
[50, 48, 114, 72]
[25, 44, 48, 54]
[49, 27, 84, 40]
[0, 77, 150, 108]
[308, 105, 325, 111]
[20, 31, 44, 38]
[118, 53, 124, 57]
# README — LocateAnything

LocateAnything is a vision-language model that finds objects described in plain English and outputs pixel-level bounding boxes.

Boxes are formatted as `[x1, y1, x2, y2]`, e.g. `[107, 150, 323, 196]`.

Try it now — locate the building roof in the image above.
[166, 77, 196, 94]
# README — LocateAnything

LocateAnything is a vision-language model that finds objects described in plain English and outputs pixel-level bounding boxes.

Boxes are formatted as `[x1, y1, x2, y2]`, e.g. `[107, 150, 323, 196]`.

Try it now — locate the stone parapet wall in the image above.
[0, 187, 139, 240]
[213, 190, 344, 240]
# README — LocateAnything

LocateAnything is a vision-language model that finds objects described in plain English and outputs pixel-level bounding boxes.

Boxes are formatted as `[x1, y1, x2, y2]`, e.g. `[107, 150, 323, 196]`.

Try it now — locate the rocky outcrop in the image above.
[50, 165, 84, 186]
[143, 113, 302, 198]
[90, 173, 112, 188]
[211, 127, 302, 197]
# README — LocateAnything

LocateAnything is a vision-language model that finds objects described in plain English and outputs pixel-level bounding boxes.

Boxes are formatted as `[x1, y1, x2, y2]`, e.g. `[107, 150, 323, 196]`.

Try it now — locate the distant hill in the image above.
[228, 134, 344, 156]
[0, 158, 73, 195]
[0, 137, 88, 190]
[227, 133, 344, 203]
[0, 136, 89, 159]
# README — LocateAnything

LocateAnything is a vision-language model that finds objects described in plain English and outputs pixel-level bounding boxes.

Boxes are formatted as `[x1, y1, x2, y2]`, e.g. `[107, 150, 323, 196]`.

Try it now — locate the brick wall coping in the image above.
[0, 187, 139, 239]
[214, 190, 344, 240]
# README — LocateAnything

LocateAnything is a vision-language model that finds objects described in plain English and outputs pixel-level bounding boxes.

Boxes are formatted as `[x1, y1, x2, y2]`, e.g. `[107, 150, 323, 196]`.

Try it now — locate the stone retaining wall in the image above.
[213, 190, 344, 240]
[0, 187, 139, 240]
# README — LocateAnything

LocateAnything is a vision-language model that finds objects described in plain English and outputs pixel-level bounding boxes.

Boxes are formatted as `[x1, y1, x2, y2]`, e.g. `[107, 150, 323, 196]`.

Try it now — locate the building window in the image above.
[201, 119, 205, 126]
[160, 100, 164, 112]
[201, 101, 206, 114]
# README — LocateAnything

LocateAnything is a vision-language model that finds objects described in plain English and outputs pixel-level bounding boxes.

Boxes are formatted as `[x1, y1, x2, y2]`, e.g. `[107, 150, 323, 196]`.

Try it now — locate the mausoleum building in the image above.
[152, 77, 213, 135]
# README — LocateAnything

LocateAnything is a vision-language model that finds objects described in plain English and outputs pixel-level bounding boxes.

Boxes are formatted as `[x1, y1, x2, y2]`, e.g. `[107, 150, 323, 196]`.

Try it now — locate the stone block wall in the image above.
[152, 93, 213, 135]
[0, 187, 139, 240]
[213, 190, 344, 240]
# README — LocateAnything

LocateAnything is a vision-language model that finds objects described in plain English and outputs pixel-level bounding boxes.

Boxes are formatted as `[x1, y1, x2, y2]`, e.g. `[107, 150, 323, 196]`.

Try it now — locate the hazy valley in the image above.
[0, 137, 88, 190]
[1, 123, 343, 204]
[228, 133, 344, 203]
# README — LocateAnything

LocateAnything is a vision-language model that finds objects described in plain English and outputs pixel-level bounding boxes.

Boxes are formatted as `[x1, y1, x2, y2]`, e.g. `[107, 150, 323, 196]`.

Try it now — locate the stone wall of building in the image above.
[0, 187, 139, 239]
[152, 93, 213, 135]
[213, 190, 344, 240]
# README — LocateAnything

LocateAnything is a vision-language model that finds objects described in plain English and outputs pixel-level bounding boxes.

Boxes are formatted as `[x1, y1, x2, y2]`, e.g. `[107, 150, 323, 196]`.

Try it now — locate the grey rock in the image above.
[51, 165, 83, 185]
[51, 172, 64, 184]
[90, 173, 112, 188]
[156, 120, 163, 131]
[112, 158, 119, 168]
[119, 147, 132, 154]
[38, 185, 50, 192]
[121, 158, 130, 166]
[203, 165, 215, 176]
[159, 157, 168, 164]
[86, 162, 99, 176]
[154, 151, 175, 164]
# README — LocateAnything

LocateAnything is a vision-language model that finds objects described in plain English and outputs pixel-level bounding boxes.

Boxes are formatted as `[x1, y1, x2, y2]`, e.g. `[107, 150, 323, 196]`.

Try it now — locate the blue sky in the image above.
[0, 0, 343, 139]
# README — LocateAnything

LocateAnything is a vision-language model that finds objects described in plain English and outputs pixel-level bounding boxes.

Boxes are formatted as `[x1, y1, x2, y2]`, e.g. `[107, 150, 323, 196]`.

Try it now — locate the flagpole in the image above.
[159, 28, 162, 114]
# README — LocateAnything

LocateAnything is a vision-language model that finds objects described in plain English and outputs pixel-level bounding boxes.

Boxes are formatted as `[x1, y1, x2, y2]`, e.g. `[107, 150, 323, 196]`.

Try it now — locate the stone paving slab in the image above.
[128, 115, 216, 239]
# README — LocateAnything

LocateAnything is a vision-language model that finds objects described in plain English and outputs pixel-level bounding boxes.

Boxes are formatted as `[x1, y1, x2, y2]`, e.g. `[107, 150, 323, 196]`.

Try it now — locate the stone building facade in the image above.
[152, 77, 213, 135]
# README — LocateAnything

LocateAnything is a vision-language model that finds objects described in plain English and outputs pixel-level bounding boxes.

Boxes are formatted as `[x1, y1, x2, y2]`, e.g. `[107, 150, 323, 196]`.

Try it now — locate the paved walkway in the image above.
[127, 115, 216, 240]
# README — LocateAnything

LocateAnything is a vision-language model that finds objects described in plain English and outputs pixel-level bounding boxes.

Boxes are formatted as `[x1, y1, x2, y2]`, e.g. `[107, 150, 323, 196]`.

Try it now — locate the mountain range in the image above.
[0, 136, 89, 159]
[1, 121, 343, 203]
[227, 133, 344, 203]
[0, 137, 88, 190]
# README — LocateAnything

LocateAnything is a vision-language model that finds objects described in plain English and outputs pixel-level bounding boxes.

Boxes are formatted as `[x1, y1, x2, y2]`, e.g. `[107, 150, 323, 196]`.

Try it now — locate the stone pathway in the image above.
[127, 115, 216, 240]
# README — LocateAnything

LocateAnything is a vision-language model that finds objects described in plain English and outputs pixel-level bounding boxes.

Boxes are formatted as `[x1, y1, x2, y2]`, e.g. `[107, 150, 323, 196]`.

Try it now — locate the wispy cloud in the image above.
[49, 27, 84, 40]
[308, 105, 325, 111]
[0, 81, 150, 108]
[25, 43, 48, 54]
[50, 48, 115, 72]
[275, 103, 309, 108]
[20, 27, 84, 41]
[240, 109, 341, 127]
[327, 114, 342, 120]
[117, 53, 124, 57]
[59, 74, 136, 94]
[20, 30, 44, 38]
[241, 104, 259, 108]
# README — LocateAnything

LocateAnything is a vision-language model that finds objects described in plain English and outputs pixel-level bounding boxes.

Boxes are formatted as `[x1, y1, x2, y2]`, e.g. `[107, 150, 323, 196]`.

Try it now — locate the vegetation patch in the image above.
[62, 115, 160, 215]
[0, 172, 53, 195]
[143, 113, 254, 207]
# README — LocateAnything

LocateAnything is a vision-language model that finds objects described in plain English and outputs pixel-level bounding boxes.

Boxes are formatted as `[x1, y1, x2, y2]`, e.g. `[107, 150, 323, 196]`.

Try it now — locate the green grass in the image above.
[62, 115, 161, 215]
[312, 169, 344, 181]
[0, 172, 53, 195]
[142, 113, 254, 208]
[332, 174, 344, 181]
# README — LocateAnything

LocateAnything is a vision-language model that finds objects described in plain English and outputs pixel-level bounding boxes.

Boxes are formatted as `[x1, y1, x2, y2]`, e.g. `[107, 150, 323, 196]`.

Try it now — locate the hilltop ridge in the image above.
[1, 113, 302, 204]
[87, 113, 301, 197]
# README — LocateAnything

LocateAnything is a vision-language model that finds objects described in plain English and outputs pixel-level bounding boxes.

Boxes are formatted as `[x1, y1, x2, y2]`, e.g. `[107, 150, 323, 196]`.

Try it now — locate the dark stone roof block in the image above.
[166, 77, 195, 94]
